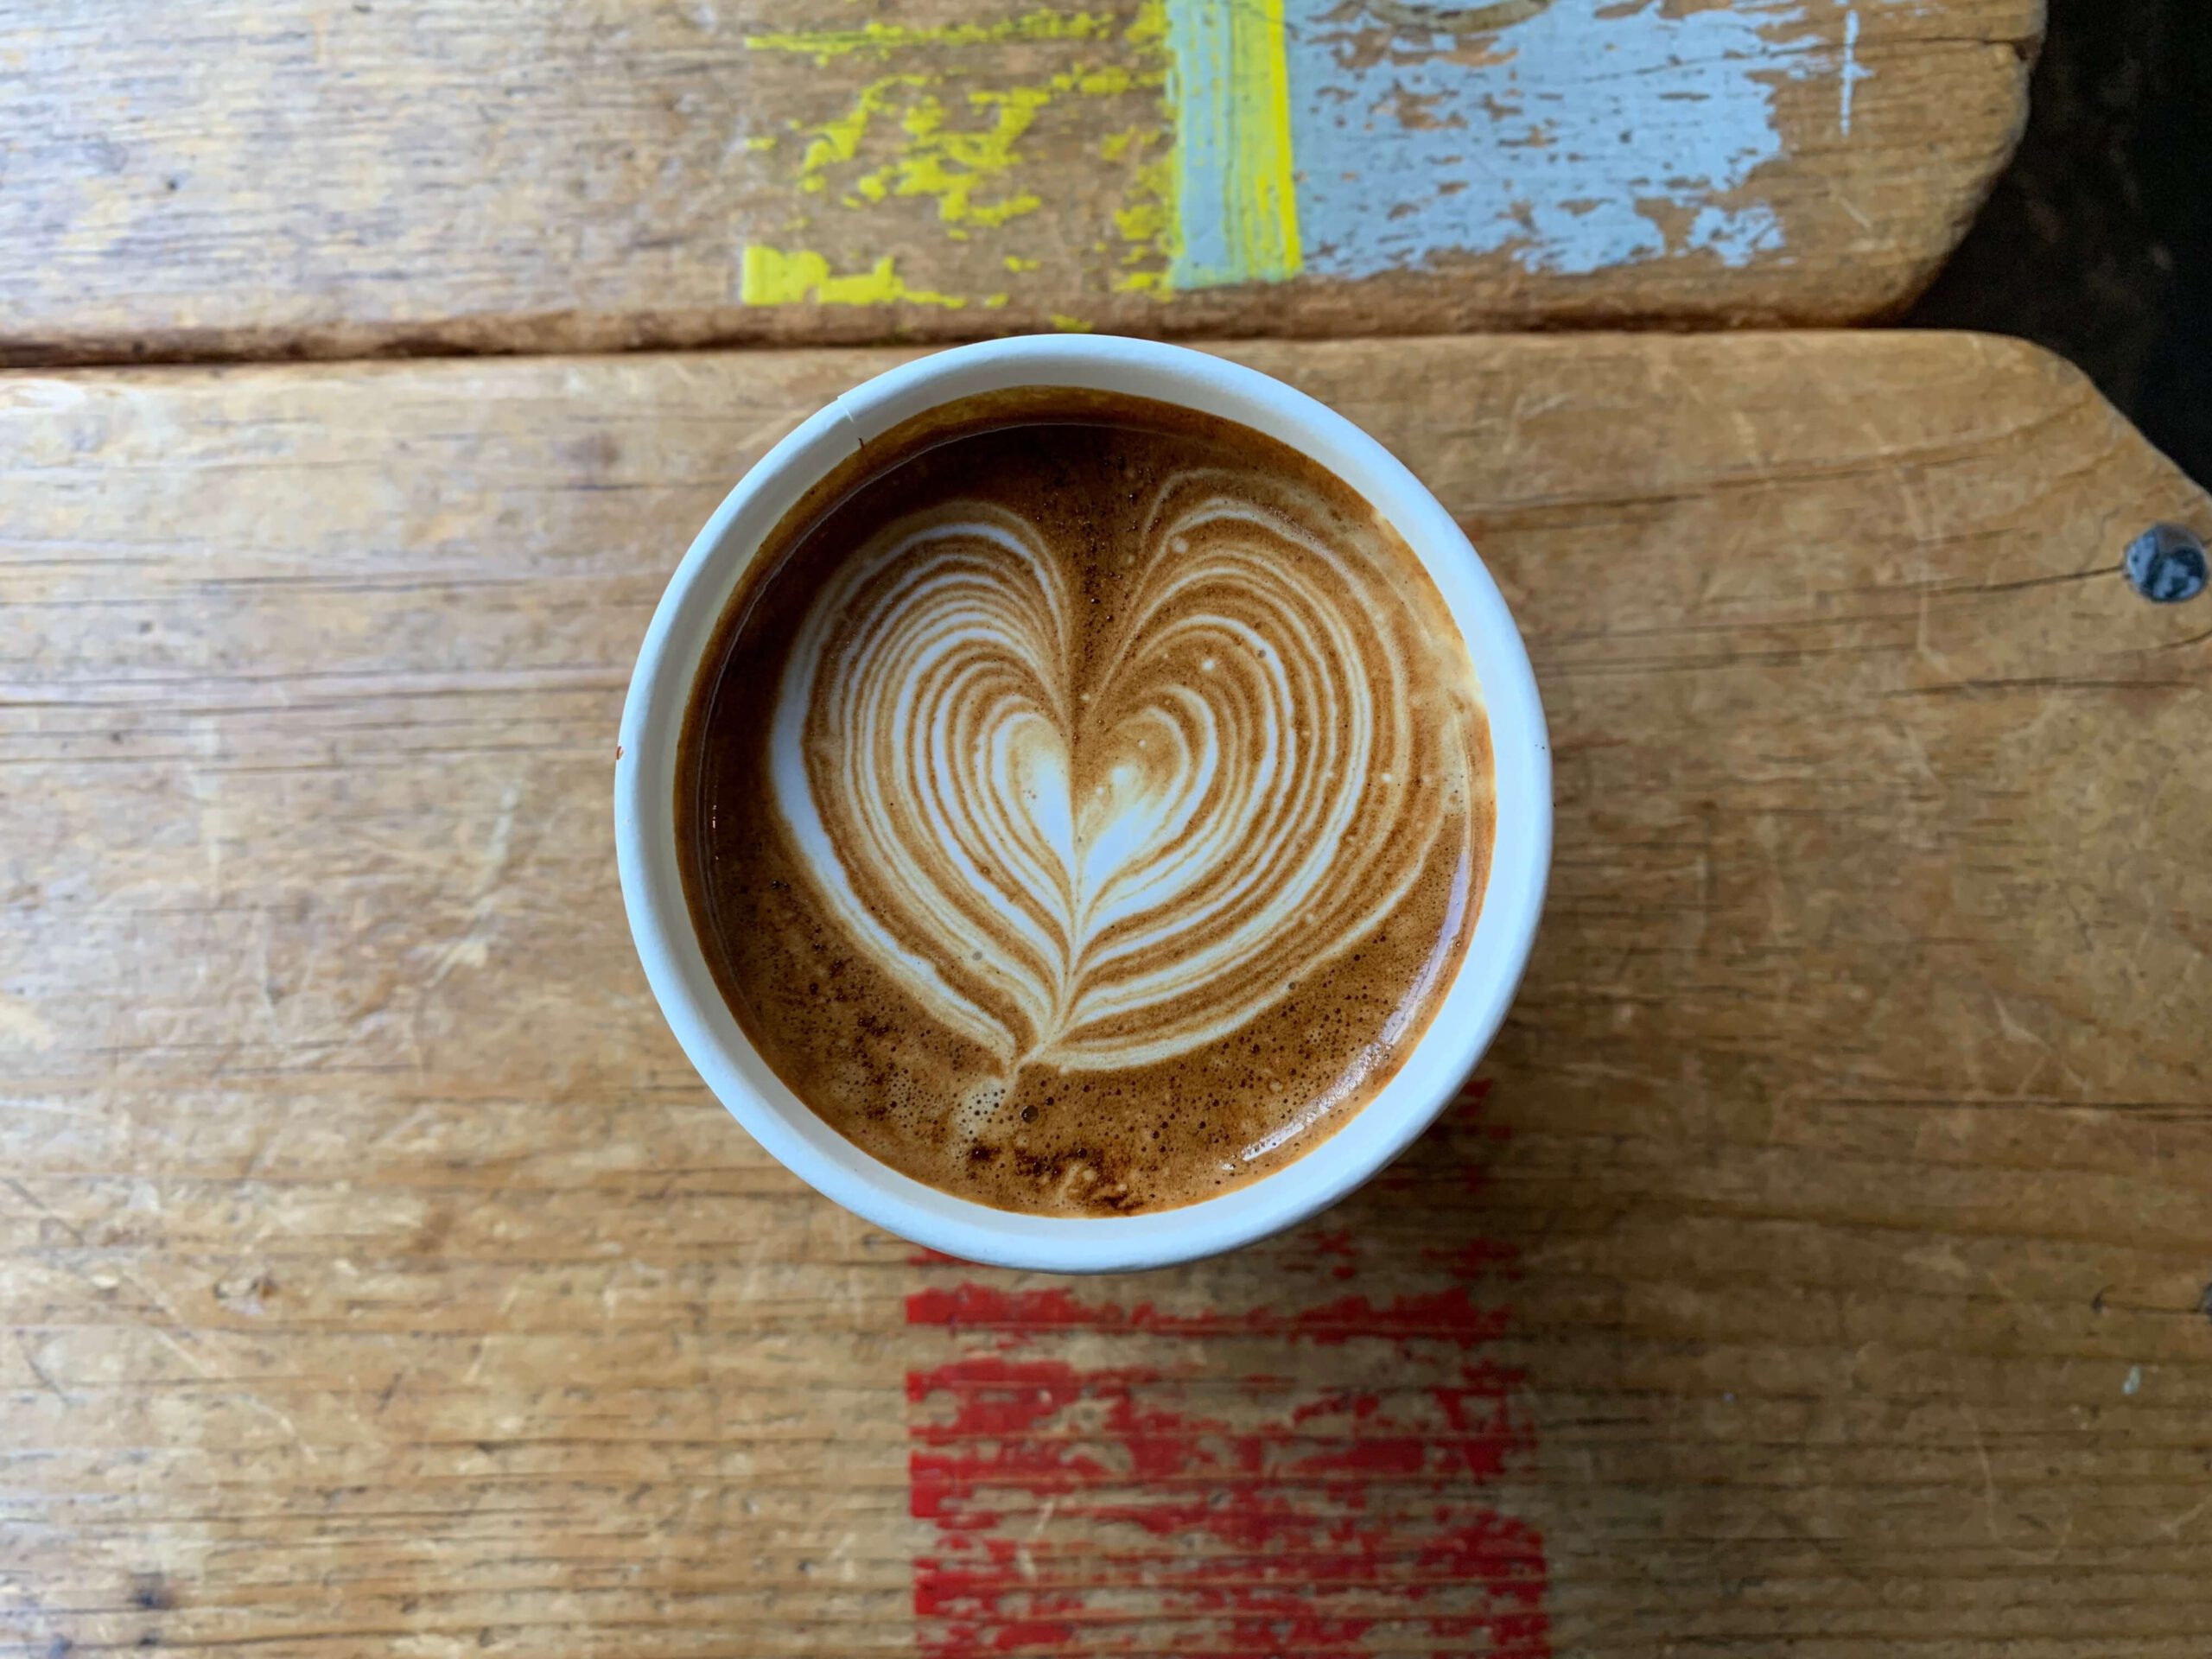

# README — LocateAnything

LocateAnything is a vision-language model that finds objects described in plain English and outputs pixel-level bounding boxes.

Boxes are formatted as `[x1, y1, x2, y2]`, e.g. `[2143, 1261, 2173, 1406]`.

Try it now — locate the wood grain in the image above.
[0, 0, 2039, 366]
[3, 333, 2209, 1656]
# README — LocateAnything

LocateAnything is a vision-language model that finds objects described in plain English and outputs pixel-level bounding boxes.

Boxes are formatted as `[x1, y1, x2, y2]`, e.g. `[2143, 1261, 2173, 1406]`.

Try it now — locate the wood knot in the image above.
[129, 1574, 173, 1612]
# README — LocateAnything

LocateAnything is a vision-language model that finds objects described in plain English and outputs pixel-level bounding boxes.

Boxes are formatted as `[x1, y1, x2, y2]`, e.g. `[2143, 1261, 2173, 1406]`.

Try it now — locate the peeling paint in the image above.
[740, 246, 967, 308]
[745, 10, 1118, 67]
[743, 2, 1172, 308]
[738, 0, 1870, 307]
[1281, 0, 1847, 278]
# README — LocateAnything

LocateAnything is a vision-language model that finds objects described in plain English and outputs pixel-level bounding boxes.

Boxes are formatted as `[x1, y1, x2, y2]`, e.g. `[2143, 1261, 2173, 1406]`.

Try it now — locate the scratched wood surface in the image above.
[0, 0, 2040, 366]
[4, 333, 2209, 1657]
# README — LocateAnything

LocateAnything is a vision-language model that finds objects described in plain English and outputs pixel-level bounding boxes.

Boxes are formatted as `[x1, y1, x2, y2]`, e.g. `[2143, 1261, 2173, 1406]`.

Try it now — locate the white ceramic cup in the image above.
[616, 335, 1549, 1274]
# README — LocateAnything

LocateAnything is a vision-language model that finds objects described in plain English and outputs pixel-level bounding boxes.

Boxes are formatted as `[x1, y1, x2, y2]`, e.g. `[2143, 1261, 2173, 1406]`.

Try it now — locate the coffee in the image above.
[677, 386, 1492, 1217]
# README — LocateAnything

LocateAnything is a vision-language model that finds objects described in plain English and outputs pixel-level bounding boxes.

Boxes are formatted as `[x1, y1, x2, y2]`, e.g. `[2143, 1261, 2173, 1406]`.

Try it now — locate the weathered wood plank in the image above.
[0, 0, 2040, 364]
[3, 333, 2208, 1656]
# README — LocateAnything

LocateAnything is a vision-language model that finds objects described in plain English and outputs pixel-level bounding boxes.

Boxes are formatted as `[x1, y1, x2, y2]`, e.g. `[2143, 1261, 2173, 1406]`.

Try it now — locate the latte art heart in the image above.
[771, 474, 1463, 1071]
[680, 394, 1494, 1215]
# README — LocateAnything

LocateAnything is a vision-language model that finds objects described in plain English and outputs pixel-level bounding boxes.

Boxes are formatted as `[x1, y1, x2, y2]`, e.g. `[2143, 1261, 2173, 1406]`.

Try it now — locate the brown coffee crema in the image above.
[677, 387, 1494, 1216]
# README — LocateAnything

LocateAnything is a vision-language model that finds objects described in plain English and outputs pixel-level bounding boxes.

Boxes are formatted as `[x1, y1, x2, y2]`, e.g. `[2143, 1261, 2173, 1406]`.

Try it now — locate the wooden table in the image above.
[0, 0, 2040, 365]
[3, 334, 2208, 1656]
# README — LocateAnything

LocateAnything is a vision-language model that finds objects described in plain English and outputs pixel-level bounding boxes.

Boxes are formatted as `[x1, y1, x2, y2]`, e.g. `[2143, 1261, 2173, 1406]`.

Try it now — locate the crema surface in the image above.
[678, 389, 1492, 1215]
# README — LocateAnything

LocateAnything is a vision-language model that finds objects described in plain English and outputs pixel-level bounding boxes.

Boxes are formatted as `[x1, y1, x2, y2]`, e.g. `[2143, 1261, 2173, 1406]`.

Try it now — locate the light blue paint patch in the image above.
[1840, 8, 1870, 135]
[1685, 201, 1786, 265]
[1282, 0, 1863, 278]
[1166, 0, 1245, 289]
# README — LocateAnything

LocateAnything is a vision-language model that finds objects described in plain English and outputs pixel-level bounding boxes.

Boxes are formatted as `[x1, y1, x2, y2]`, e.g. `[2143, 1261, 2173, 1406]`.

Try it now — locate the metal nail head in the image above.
[2123, 523, 2209, 604]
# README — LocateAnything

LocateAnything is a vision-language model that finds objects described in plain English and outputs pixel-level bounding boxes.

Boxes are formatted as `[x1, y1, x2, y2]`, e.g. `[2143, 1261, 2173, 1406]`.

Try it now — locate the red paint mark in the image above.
[909, 1246, 976, 1267]
[902, 1084, 1551, 1656]
[906, 1281, 1513, 1348]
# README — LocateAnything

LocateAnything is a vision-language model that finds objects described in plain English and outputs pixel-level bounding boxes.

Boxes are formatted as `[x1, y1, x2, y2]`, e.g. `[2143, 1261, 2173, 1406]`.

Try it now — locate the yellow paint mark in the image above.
[789, 59, 1161, 241]
[1109, 122, 1175, 291]
[799, 73, 934, 180]
[1063, 64, 1141, 98]
[1050, 313, 1094, 331]
[869, 85, 1055, 228]
[741, 0, 1177, 308]
[983, 292, 1012, 308]
[1251, 0, 1300, 278]
[741, 246, 968, 309]
[1106, 0, 1177, 297]
[744, 134, 779, 154]
[747, 9, 1116, 66]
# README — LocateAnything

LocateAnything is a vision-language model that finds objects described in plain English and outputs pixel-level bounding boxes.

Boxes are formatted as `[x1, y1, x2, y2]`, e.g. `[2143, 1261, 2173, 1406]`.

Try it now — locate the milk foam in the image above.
[769, 469, 1464, 1073]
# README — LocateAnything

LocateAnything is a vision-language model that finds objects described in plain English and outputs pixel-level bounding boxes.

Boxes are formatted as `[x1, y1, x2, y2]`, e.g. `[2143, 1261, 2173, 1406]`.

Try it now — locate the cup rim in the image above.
[615, 335, 1550, 1273]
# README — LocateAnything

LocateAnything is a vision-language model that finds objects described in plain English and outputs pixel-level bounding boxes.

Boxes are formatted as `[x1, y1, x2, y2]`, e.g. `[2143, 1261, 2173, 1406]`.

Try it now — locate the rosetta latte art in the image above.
[770, 471, 1461, 1072]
